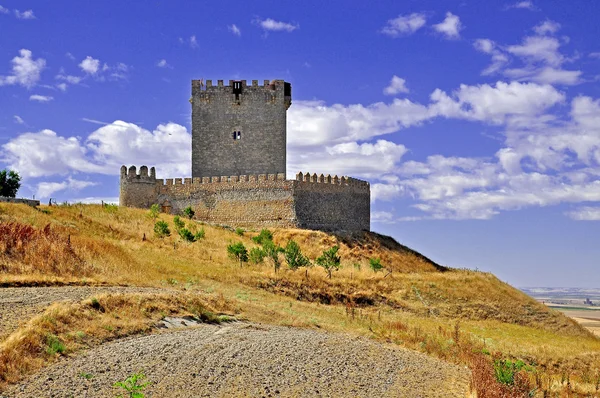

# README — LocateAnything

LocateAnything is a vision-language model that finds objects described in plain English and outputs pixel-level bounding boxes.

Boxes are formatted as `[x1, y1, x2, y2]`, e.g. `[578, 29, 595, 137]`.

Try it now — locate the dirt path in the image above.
[0, 286, 171, 339]
[5, 322, 469, 398]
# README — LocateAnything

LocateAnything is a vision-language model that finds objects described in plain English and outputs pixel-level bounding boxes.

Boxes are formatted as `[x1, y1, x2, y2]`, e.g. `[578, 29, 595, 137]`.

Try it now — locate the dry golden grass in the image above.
[1, 203, 599, 396]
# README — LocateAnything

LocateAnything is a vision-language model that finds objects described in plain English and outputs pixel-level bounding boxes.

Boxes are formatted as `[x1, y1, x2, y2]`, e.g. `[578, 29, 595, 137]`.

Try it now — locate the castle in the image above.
[120, 79, 370, 231]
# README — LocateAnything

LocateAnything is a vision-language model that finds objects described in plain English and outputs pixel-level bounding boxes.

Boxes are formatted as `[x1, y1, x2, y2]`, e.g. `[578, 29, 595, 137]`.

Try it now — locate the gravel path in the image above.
[0, 286, 172, 339]
[5, 323, 469, 398]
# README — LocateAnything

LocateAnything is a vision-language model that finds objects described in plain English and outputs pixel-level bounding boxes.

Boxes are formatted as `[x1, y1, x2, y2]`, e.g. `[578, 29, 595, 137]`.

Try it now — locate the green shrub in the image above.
[114, 372, 150, 398]
[227, 242, 248, 267]
[316, 245, 341, 279]
[148, 204, 160, 221]
[45, 334, 65, 356]
[194, 227, 205, 240]
[178, 228, 195, 242]
[493, 359, 529, 386]
[235, 228, 245, 236]
[369, 258, 384, 272]
[173, 216, 185, 231]
[249, 247, 265, 264]
[252, 228, 273, 245]
[183, 206, 195, 219]
[153, 220, 170, 238]
[284, 240, 311, 270]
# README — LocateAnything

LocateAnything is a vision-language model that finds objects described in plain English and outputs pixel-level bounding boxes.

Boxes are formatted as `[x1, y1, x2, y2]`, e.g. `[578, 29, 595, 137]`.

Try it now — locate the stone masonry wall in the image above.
[120, 166, 370, 232]
[0, 197, 40, 207]
[191, 80, 291, 178]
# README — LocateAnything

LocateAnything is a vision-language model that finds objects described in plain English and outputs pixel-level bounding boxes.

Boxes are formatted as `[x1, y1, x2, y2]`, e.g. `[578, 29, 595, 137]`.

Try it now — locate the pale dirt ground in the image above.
[0, 287, 470, 397]
[559, 309, 600, 336]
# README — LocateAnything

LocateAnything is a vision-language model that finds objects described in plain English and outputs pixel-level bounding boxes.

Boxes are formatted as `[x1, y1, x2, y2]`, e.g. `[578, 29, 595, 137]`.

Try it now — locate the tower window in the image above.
[233, 81, 242, 100]
[237, 131, 241, 140]
[232, 131, 241, 140]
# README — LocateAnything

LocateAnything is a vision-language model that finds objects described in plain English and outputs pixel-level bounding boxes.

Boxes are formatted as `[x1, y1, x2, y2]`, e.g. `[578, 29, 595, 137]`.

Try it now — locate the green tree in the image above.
[153, 220, 170, 238]
[249, 247, 265, 264]
[194, 227, 205, 240]
[148, 204, 160, 222]
[369, 258, 384, 273]
[227, 242, 248, 267]
[316, 245, 341, 279]
[178, 228, 195, 242]
[182, 206, 195, 219]
[284, 240, 311, 270]
[252, 228, 273, 245]
[263, 239, 284, 273]
[0, 169, 21, 198]
[114, 372, 150, 398]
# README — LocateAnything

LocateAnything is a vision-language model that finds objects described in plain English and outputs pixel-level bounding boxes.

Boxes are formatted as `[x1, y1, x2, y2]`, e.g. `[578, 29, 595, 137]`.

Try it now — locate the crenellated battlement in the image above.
[192, 79, 288, 91]
[295, 172, 370, 190]
[158, 173, 287, 186]
[120, 165, 156, 181]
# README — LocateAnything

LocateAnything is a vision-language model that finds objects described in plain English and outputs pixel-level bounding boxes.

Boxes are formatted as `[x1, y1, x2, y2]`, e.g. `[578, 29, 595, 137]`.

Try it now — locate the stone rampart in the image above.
[0, 197, 40, 207]
[120, 165, 370, 231]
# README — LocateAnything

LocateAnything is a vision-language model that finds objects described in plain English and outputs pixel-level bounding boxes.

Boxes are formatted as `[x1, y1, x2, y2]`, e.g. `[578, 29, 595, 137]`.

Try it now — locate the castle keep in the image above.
[120, 79, 370, 231]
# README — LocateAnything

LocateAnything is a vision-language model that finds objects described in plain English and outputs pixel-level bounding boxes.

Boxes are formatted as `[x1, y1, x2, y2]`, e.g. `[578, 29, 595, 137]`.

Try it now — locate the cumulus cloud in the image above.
[14, 9, 35, 19]
[433, 12, 462, 39]
[380, 13, 426, 37]
[383, 76, 409, 95]
[0, 5, 9, 14]
[0, 49, 46, 88]
[534, 20, 561, 35]
[79, 56, 100, 74]
[566, 207, 600, 221]
[36, 177, 97, 198]
[507, 36, 563, 66]
[228, 24, 241, 36]
[508, 1, 535, 10]
[29, 94, 53, 102]
[254, 18, 298, 32]
[156, 59, 172, 68]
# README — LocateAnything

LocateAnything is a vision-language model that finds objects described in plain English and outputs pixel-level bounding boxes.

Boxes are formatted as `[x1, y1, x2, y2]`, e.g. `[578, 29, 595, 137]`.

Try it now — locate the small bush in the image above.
[148, 204, 160, 221]
[173, 216, 185, 231]
[114, 372, 150, 398]
[227, 242, 248, 267]
[493, 359, 528, 386]
[235, 228, 245, 236]
[249, 247, 265, 264]
[45, 334, 65, 356]
[369, 258, 384, 272]
[178, 228, 195, 242]
[316, 245, 341, 279]
[183, 206, 195, 219]
[194, 227, 205, 240]
[153, 221, 170, 238]
[252, 228, 273, 245]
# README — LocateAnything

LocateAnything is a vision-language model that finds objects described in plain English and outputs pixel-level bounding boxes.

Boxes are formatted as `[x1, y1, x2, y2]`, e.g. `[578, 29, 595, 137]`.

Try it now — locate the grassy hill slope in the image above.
[1, 203, 599, 396]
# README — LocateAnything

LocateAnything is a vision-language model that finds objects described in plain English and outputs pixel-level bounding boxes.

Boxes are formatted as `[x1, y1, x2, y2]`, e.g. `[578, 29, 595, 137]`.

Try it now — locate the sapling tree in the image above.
[284, 240, 311, 270]
[316, 245, 341, 279]
[148, 204, 160, 222]
[227, 242, 248, 267]
[173, 216, 185, 231]
[183, 206, 195, 219]
[153, 220, 170, 238]
[263, 239, 284, 273]
[369, 258, 384, 273]
[249, 247, 265, 264]
[252, 228, 273, 245]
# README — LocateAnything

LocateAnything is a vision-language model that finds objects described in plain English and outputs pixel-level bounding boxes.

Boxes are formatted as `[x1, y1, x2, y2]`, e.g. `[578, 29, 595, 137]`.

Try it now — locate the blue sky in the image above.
[1, 0, 599, 288]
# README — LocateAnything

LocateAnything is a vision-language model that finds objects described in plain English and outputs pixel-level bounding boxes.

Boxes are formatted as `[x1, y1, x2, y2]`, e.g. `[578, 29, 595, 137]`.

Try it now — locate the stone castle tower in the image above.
[192, 80, 291, 178]
[120, 79, 370, 232]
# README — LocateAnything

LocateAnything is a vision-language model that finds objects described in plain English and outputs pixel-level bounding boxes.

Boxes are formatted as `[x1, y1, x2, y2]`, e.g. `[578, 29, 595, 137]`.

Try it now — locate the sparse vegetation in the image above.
[262, 239, 284, 273]
[194, 227, 205, 240]
[369, 257, 383, 273]
[252, 228, 273, 245]
[148, 204, 160, 222]
[284, 240, 311, 270]
[235, 228, 245, 236]
[316, 245, 341, 279]
[178, 228, 195, 242]
[173, 216, 185, 231]
[248, 247, 265, 264]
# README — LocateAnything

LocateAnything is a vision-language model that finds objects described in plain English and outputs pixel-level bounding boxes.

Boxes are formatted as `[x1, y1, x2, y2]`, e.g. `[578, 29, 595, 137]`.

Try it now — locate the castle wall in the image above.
[191, 80, 290, 179]
[120, 166, 370, 232]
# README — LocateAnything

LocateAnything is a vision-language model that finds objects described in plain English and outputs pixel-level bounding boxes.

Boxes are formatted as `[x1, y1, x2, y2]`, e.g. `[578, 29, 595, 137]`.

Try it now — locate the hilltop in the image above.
[0, 203, 599, 396]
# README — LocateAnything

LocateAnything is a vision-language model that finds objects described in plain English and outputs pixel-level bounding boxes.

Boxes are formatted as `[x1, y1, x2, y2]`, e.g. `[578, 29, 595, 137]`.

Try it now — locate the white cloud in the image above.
[13, 115, 25, 125]
[156, 59, 172, 68]
[380, 13, 426, 37]
[507, 36, 563, 66]
[14, 9, 35, 19]
[29, 94, 53, 102]
[0, 5, 8, 14]
[433, 12, 462, 39]
[190, 35, 199, 49]
[383, 76, 409, 95]
[505, 66, 582, 85]
[566, 207, 600, 221]
[509, 1, 535, 10]
[79, 56, 100, 74]
[589, 52, 600, 59]
[1, 121, 191, 179]
[0, 49, 46, 88]
[474, 39, 509, 75]
[228, 24, 241, 36]
[56, 73, 82, 84]
[36, 177, 97, 199]
[534, 20, 561, 35]
[56, 83, 68, 91]
[255, 18, 298, 32]
[372, 211, 395, 223]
